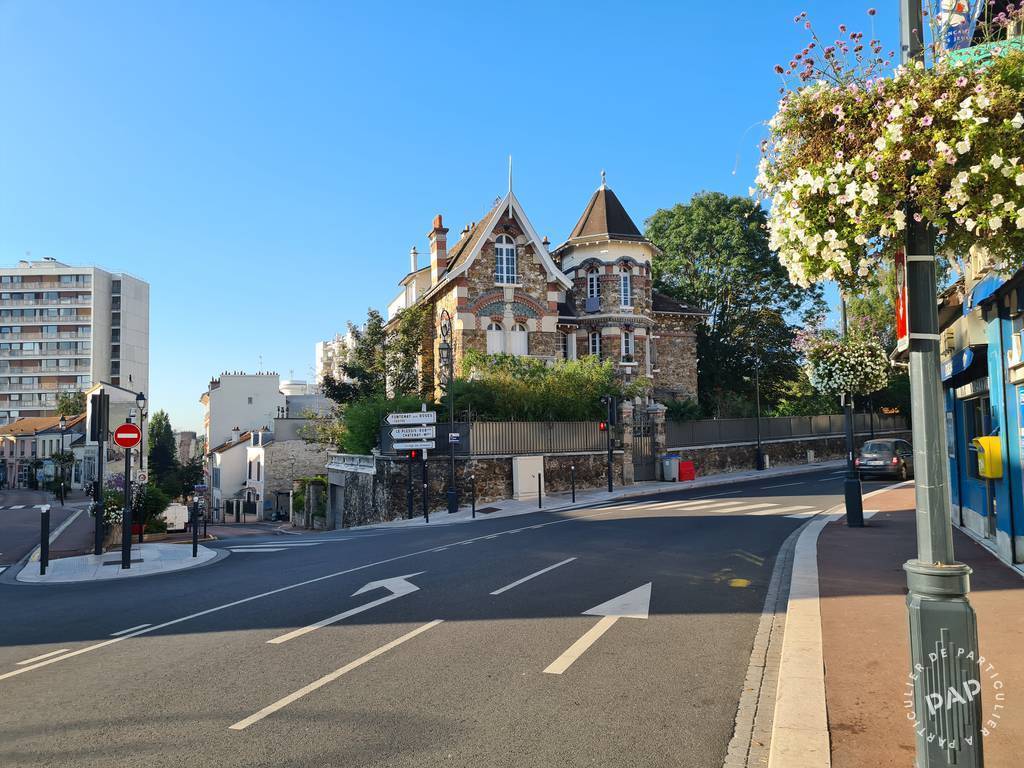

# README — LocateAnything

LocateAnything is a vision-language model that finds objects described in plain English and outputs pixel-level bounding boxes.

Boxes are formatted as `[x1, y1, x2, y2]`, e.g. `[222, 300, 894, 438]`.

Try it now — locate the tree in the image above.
[177, 455, 205, 499]
[56, 391, 86, 416]
[322, 310, 390, 405]
[386, 303, 431, 398]
[646, 192, 826, 417]
[147, 410, 178, 496]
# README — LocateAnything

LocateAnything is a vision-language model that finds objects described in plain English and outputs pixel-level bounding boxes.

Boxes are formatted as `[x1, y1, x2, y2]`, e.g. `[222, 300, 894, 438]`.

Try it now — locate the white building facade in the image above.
[0, 259, 149, 425]
[200, 371, 286, 451]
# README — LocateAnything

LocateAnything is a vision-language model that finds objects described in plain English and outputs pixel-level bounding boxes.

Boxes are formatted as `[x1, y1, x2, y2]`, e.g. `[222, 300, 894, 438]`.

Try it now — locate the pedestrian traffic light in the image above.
[599, 421, 608, 432]
[408, 449, 421, 461]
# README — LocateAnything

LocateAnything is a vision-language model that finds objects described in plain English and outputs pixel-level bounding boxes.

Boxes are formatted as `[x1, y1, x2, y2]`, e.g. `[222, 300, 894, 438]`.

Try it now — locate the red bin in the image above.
[678, 461, 696, 482]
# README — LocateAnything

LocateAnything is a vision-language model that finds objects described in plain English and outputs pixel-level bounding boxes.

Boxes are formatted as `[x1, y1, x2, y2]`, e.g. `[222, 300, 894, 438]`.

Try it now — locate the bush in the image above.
[342, 394, 426, 454]
[662, 398, 702, 422]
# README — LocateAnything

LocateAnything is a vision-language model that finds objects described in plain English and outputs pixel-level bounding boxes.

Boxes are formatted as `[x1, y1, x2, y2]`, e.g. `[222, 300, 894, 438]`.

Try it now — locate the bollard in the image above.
[39, 506, 50, 576]
[471, 474, 476, 519]
[203, 513, 207, 539]
[191, 503, 199, 558]
[571, 465, 576, 503]
[537, 472, 542, 509]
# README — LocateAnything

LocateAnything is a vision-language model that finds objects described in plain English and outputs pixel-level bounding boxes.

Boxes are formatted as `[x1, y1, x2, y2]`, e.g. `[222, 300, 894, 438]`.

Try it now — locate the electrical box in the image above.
[972, 436, 1003, 479]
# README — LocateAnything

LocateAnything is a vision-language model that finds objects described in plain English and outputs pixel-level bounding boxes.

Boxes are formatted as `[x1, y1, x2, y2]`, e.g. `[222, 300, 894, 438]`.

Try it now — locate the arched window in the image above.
[495, 235, 518, 284]
[587, 268, 601, 298]
[486, 321, 504, 354]
[589, 331, 602, 357]
[619, 267, 633, 307]
[509, 322, 528, 356]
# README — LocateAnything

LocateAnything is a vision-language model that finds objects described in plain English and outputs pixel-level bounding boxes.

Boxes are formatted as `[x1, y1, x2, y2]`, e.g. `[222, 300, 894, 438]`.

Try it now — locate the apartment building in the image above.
[314, 331, 355, 385]
[0, 259, 149, 425]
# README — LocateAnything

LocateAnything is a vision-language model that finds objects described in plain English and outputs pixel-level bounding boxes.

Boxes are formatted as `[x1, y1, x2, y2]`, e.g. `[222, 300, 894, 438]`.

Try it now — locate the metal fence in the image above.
[379, 420, 606, 456]
[664, 413, 906, 448]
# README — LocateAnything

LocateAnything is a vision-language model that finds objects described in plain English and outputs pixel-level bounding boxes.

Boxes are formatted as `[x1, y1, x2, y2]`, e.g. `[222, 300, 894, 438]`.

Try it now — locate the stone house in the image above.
[385, 175, 703, 402]
[244, 420, 332, 520]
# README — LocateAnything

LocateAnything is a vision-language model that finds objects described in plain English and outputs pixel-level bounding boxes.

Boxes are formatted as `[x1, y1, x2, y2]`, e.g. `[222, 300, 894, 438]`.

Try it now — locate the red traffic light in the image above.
[599, 421, 608, 432]
[408, 449, 420, 460]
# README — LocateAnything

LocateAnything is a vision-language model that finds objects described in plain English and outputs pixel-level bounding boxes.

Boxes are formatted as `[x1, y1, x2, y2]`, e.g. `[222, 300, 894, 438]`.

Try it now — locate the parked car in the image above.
[855, 438, 914, 480]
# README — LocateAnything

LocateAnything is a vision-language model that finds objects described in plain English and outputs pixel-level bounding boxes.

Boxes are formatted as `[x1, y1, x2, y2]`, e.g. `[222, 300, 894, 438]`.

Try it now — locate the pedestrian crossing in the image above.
[632, 498, 821, 519]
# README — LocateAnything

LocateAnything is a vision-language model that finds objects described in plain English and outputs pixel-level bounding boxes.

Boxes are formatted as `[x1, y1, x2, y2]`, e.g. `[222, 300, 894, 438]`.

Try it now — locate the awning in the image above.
[964, 272, 1005, 315]
[942, 345, 987, 383]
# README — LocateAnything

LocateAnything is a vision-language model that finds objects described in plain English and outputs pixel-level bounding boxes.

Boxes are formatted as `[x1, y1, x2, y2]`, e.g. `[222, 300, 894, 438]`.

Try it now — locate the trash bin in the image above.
[678, 460, 696, 481]
[660, 455, 680, 482]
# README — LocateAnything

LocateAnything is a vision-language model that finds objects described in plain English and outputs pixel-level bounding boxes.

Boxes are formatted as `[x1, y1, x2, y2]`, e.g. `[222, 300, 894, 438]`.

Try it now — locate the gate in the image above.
[632, 411, 655, 481]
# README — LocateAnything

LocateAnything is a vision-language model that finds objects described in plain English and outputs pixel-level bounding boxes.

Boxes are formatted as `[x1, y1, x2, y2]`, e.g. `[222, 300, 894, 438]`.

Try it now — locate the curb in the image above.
[345, 460, 847, 533]
[28, 506, 86, 562]
[767, 481, 909, 768]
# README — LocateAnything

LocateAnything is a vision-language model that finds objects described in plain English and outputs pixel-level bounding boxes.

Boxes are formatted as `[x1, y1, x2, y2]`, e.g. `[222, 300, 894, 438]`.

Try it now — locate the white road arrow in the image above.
[543, 583, 651, 675]
[267, 572, 425, 645]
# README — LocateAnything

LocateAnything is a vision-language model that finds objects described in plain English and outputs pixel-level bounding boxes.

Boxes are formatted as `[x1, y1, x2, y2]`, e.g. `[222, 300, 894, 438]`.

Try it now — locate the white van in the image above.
[162, 503, 190, 532]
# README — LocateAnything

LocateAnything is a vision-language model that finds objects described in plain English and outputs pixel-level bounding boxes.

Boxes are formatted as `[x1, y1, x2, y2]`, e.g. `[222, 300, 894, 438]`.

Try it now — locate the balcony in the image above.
[0, 331, 91, 341]
[0, 381, 86, 393]
[0, 348, 91, 359]
[0, 296, 91, 307]
[0, 280, 91, 291]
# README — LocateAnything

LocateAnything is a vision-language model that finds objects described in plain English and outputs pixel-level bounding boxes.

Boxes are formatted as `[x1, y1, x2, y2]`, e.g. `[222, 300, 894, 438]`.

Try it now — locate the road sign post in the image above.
[39, 505, 50, 576]
[113, 419, 143, 569]
[90, 392, 109, 556]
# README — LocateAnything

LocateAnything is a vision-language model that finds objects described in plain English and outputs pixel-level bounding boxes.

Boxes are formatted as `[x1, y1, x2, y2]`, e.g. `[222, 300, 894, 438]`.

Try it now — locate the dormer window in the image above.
[620, 267, 633, 307]
[495, 235, 518, 284]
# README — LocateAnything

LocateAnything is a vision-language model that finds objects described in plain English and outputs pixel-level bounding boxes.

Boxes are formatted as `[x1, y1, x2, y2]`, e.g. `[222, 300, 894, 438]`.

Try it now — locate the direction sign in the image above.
[386, 411, 437, 426]
[112, 423, 142, 449]
[391, 426, 436, 440]
[394, 440, 436, 451]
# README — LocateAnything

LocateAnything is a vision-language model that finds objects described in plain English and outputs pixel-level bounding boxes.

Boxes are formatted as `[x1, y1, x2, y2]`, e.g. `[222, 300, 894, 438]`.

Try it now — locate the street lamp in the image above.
[438, 314, 458, 515]
[58, 415, 66, 505]
[898, 3, 983, 765]
[744, 361, 764, 471]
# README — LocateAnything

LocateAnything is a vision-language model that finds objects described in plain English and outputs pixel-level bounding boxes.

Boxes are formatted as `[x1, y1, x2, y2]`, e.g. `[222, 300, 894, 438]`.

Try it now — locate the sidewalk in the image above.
[305, 459, 846, 533]
[16, 542, 220, 584]
[815, 486, 1023, 766]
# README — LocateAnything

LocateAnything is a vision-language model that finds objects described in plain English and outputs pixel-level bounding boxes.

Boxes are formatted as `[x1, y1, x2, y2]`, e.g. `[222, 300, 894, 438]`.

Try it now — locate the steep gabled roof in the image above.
[565, 183, 645, 243]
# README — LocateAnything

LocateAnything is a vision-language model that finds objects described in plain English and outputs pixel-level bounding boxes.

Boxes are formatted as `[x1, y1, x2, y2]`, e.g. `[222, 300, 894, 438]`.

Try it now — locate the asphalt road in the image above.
[0, 469, 895, 768]
[0, 489, 82, 568]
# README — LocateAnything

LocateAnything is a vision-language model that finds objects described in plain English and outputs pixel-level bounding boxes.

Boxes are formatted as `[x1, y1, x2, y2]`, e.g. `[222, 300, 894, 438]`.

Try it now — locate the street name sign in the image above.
[394, 440, 435, 451]
[386, 411, 437, 426]
[448, 432, 460, 444]
[112, 423, 142, 449]
[391, 425, 436, 440]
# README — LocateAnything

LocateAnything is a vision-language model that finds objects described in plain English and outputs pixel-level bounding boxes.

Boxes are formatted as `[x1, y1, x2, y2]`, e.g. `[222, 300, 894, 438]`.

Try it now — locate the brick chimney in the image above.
[428, 214, 449, 285]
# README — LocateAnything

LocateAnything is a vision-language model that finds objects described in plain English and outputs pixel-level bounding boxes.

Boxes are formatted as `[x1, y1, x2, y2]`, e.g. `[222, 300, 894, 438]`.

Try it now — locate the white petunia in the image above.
[1012, 113, 1024, 130]
[956, 137, 971, 154]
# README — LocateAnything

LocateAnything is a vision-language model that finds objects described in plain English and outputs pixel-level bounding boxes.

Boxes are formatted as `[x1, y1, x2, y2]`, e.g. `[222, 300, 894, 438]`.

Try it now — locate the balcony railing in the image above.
[0, 331, 91, 341]
[0, 382, 86, 393]
[0, 297, 92, 307]
[0, 348, 91, 358]
[0, 280, 92, 290]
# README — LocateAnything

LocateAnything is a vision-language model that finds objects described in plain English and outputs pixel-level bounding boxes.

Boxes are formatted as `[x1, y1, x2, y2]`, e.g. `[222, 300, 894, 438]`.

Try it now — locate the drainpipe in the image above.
[995, 302, 1020, 564]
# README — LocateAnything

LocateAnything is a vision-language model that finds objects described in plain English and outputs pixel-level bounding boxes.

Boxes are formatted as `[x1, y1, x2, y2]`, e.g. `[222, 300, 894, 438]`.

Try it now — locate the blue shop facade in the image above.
[941, 266, 1024, 566]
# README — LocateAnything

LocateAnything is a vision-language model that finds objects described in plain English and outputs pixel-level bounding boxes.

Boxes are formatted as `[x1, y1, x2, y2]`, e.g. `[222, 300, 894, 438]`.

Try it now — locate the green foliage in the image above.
[147, 410, 178, 495]
[134, 482, 171, 525]
[662, 398, 703, 422]
[387, 303, 431, 398]
[768, 375, 840, 417]
[646, 192, 826, 418]
[322, 309, 390, 404]
[342, 394, 426, 455]
[56, 391, 86, 417]
[456, 352, 639, 421]
[299, 414, 346, 449]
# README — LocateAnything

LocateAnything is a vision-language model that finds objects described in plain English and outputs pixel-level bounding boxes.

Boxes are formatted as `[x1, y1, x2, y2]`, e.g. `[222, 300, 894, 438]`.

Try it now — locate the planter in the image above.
[130, 523, 145, 536]
[102, 523, 122, 552]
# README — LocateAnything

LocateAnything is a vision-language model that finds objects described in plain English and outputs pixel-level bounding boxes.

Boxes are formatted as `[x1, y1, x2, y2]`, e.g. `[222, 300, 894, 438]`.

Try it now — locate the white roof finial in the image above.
[508, 155, 513, 195]
[601, 169, 607, 187]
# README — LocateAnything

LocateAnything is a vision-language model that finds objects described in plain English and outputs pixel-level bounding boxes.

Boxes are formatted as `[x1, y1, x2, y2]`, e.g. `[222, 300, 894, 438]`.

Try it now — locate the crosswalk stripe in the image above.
[228, 547, 290, 553]
[710, 502, 778, 514]
[784, 511, 820, 519]
[745, 506, 815, 516]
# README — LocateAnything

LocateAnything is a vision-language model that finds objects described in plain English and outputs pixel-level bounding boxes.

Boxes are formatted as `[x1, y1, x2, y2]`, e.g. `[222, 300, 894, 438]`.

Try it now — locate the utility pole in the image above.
[754, 363, 764, 471]
[841, 296, 864, 526]
[900, 2, 983, 765]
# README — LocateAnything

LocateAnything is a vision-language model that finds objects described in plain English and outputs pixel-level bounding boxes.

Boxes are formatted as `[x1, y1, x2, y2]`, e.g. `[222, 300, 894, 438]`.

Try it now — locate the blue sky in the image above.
[0, 1, 894, 431]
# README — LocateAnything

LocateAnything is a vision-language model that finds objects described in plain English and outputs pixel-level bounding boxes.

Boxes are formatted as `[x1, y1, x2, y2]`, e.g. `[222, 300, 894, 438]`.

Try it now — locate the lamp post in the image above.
[58, 415, 66, 505]
[753, 363, 764, 470]
[899, 3, 983, 766]
[439, 311, 458, 514]
[135, 391, 147, 544]
[840, 295, 865, 526]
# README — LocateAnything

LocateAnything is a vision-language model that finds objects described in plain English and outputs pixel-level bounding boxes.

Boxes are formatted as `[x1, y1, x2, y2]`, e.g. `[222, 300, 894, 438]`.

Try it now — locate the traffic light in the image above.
[408, 449, 420, 461]
[598, 421, 608, 432]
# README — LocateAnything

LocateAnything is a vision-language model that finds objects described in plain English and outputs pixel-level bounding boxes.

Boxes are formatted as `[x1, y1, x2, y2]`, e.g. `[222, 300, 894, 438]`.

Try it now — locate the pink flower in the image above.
[920, 115, 933, 126]
[899, 150, 912, 161]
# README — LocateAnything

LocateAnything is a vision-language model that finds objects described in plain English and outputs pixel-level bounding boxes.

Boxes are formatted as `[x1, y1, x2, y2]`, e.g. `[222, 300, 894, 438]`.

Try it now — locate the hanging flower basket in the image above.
[757, 10, 1024, 289]
[805, 335, 890, 396]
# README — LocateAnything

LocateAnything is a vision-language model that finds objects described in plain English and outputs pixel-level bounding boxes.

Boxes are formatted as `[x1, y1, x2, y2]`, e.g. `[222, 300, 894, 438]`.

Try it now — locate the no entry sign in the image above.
[112, 423, 142, 449]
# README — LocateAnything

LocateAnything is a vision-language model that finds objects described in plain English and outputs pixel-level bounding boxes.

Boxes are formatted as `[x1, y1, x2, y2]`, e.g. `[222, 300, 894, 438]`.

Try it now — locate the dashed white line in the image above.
[745, 506, 815, 516]
[230, 620, 443, 730]
[16, 648, 70, 665]
[688, 491, 735, 499]
[762, 482, 804, 489]
[490, 558, 577, 596]
[110, 624, 152, 637]
[228, 547, 289, 553]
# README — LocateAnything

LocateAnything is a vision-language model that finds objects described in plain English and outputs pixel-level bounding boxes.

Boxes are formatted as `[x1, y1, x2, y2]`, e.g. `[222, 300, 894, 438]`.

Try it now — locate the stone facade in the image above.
[385, 179, 705, 404]
[264, 439, 331, 517]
